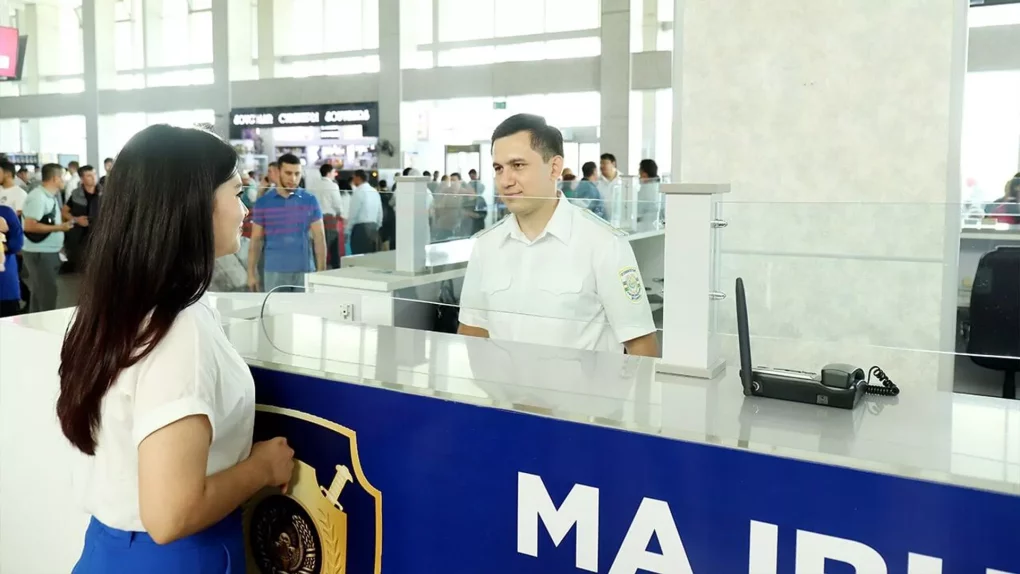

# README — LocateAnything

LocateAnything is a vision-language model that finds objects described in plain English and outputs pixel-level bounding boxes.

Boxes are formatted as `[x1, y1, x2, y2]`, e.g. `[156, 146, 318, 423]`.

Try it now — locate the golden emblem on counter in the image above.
[244, 406, 383, 574]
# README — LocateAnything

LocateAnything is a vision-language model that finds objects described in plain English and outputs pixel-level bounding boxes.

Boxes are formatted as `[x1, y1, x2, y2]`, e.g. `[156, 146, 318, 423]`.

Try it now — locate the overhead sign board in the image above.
[229, 102, 379, 138]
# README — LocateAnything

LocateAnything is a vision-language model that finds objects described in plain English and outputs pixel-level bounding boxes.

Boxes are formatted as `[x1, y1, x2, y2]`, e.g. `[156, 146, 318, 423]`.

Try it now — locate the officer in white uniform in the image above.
[458, 114, 658, 357]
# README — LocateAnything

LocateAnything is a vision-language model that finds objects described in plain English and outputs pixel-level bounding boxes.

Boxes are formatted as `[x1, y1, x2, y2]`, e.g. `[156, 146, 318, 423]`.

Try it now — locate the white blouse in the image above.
[75, 301, 256, 532]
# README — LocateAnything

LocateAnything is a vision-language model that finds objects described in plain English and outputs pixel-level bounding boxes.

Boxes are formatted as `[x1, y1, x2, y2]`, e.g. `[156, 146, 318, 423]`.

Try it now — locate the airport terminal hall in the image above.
[5, 0, 1020, 572]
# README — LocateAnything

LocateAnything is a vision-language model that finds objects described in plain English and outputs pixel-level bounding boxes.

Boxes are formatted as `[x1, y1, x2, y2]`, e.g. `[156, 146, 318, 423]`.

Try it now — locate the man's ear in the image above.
[549, 155, 564, 182]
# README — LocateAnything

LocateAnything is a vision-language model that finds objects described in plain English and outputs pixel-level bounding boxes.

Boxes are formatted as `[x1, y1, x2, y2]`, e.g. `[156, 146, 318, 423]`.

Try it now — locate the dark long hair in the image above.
[57, 125, 238, 455]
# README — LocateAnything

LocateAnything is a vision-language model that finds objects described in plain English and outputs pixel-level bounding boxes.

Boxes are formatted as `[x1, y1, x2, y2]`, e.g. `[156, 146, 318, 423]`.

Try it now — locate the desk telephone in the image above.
[735, 278, 899, 410]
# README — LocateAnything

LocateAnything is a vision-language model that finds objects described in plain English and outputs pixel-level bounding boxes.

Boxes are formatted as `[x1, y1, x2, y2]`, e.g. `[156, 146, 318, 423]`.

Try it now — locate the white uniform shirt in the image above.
[76, 301, 256, 532]
[308, 176, 346, 218]
[459, 196, 655, 352]
[0, 185, 27, 213]
[349, 182, 383, 227]
[64, 173, 81, 203]
[597, 173, 622, 219]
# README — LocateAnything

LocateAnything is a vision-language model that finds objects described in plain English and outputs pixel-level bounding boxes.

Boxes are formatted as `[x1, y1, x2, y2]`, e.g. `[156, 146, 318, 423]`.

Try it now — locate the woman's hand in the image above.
[250, 437, 295, 490]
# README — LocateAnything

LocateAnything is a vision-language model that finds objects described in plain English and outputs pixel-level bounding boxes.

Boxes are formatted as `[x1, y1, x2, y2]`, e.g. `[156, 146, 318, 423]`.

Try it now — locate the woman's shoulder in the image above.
[144, 303, 220, 362]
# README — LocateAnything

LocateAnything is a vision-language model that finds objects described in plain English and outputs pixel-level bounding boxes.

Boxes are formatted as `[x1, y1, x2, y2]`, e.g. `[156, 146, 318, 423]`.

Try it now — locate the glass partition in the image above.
[205, 195, 1020, 402]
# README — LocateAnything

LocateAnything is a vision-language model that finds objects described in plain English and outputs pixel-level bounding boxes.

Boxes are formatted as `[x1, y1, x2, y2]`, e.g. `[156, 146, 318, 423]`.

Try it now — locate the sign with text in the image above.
[251, 366, 1020, 574]
[229, 102, 379, 138]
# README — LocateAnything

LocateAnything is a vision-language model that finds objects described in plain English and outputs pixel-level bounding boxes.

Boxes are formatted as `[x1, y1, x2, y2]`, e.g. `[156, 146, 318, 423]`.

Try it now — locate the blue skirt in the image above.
[72, 511, 245, 574]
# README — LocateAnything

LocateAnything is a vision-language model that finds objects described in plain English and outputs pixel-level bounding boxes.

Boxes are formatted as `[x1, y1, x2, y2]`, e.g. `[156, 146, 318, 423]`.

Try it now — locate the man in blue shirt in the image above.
[572, 161, 606, 219]
[247, 153, 327, 292]
[0, 204, 23, 316]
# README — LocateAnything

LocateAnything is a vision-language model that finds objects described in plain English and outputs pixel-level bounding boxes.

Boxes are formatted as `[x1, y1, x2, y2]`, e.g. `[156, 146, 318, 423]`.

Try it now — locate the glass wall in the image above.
[271, 0, 380, 79]
[0, 116, 87, 160]
[98, 110, 215, 161]
[402, 92, 600, 190]
[961, 71, 1020, 206]
[425, 0, 599, 67]
[34, 2, 86, 94]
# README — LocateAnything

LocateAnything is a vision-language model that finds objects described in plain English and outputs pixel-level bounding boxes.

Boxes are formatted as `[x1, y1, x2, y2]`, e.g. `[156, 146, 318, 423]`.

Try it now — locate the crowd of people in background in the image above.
[0, 155, 113, 317]
[0, 145, 666, 305]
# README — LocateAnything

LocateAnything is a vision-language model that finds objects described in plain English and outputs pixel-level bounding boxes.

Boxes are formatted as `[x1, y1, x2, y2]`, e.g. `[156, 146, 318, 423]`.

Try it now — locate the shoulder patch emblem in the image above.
[619, 267, 643, 301]
[579, 208, 627, 237]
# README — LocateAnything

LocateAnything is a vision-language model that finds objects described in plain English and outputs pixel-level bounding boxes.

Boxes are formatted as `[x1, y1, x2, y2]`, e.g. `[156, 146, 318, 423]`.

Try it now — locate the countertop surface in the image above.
[9, 305, 1017, 497]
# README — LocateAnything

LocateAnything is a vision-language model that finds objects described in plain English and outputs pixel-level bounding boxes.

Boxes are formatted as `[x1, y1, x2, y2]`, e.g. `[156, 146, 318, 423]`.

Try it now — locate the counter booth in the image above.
[2, 184, 1020, 573]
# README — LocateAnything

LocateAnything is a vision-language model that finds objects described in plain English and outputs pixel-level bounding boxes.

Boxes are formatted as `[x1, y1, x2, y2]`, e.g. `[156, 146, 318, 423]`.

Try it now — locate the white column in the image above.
[394, 175, 430, 273]
[377, 0, 403, 170]
[256, 0, 275, 79]
[599, 0, 630, 173]
[82, 0, 101, 166]
[0, 0, 9, 27]
[673, 0, 968, 389]
[657, 184, 730, 379]
[211, 0, 232, 140]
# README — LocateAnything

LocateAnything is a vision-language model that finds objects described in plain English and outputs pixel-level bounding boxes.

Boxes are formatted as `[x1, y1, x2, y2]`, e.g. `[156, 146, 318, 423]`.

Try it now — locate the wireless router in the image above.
[735, 278, 898, 409]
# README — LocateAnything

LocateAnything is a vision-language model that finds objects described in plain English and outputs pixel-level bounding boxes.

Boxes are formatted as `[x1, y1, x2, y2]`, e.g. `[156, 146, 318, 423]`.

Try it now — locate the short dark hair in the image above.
[402, 167, 413, 176]
[353, 169, 368, 181]
[468, 169, 477, 176]
[78, 165, 95, 178]
[600, 153, 616, 164]
[248, 170, 255, 178]
[639, 159, 658, 178]
[58, 125, 239, 455]
[319, 163, 334, 177]
[68, 160, 80, 169]
[0, 160, 13, 177]
[103, 157, 114, 164]
[582, 161, 597, 178]
[422, 170, 431, 177]
[450, 172, 461, 180]
[16, 167, 27, 175]
[41, 163, 64, 182]
[491, 113, 564, 162]
[268, 161, 279, 170]
[562, 173, 576, 181]
[278, 153, 301, 168]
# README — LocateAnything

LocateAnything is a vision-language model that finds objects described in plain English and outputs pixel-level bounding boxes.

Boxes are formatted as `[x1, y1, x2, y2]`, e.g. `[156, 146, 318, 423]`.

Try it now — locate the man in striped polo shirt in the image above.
[247, 153, 327, 292]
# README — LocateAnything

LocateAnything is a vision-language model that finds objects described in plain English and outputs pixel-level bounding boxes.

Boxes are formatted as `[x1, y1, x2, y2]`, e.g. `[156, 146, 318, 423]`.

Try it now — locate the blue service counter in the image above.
[233, 313, 1020, 574]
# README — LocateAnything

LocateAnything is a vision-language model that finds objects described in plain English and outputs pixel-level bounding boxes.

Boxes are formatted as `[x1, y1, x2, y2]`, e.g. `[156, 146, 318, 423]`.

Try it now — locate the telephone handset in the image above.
[735, 279, 899, 409]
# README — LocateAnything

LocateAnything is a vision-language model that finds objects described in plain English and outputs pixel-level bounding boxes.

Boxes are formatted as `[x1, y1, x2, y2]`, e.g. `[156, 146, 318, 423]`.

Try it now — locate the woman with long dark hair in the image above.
[58, 125, 294, 573]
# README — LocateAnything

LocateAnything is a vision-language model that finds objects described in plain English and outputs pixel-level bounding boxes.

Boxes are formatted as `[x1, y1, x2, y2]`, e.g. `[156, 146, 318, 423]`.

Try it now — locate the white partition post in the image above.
[394, 175, 430, 273]
[657, 183, 730, 379]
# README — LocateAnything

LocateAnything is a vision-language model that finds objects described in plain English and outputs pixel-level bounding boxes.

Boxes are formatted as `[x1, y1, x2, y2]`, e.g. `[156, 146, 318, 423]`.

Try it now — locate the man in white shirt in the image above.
[597, 152, 622, 221]
[63, 160, 81, 203]
[458, 114, 658, 357]
[0, 160, 27, 215]
[348, 169, 383, 255]
[15, 167, 31, 190]
[308, 163, 346, 268]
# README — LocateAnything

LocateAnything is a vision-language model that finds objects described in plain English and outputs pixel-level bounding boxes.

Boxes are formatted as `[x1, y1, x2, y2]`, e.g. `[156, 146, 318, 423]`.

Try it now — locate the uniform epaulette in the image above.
[472, 214, 511, 239]
[578, 208, 627, 237]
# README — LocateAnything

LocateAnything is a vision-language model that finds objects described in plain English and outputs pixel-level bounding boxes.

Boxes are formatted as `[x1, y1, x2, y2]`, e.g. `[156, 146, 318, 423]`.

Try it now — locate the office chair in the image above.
[967, 246, 1020, 399]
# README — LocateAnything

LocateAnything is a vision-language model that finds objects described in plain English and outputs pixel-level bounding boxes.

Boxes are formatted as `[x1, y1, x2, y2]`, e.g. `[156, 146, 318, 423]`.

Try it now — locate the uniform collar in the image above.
[504, 193, 573, 245]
